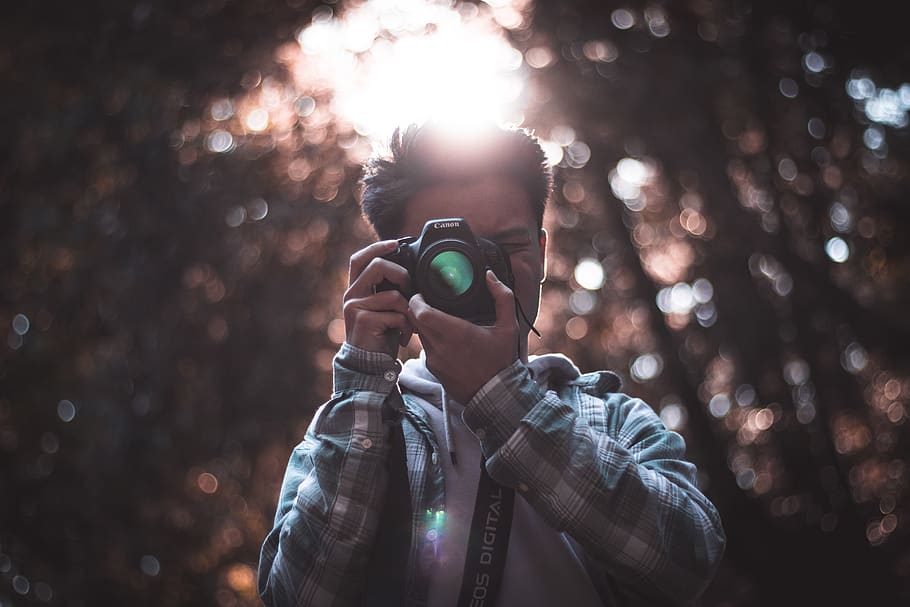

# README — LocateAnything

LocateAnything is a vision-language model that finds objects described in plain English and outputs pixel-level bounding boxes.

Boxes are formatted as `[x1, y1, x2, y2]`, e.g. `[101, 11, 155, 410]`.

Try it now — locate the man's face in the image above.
[396, 175, 547, 359]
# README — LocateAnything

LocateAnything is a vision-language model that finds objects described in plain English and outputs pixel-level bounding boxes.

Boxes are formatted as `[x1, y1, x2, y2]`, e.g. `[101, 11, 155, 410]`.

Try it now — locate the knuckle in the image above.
[342, 299, 359, 316]
[392, 290, 409, 306]
[365, 257, 389, 275]
[349, 250, 368, 269]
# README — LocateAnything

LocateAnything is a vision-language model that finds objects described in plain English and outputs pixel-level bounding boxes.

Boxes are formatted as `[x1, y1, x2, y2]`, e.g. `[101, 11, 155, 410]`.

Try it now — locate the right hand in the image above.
[343, 240, 414, 357]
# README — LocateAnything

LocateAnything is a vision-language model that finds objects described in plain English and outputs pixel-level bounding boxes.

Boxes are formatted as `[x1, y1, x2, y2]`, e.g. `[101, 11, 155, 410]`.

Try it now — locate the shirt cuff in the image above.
[461, 360, 545, 455]
[332, 342, 403, 395]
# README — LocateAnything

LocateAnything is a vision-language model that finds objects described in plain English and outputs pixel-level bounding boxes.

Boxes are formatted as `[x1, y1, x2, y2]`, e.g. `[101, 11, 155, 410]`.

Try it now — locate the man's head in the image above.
[359, 122, 554, 358]
[359, 122, 553, 240]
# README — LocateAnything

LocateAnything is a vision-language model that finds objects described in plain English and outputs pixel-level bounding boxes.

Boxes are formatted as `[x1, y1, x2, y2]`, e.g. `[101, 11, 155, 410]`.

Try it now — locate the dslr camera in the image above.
[378, 218, 514, 325]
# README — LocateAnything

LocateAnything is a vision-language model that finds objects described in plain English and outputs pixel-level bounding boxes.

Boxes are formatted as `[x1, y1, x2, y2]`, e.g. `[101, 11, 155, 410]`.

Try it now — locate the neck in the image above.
[519, 332, 530, 364]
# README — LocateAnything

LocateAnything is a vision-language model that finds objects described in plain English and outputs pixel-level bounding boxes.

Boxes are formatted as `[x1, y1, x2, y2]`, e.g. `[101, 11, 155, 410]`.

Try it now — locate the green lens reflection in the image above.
[428, 251, 474, 297]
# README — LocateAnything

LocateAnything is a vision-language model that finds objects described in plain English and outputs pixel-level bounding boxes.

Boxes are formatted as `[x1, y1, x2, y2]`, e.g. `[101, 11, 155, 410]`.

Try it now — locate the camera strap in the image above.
[361, 389, 412, 606]
[455, 461, 516, 607]
[513, 297, 541, 338]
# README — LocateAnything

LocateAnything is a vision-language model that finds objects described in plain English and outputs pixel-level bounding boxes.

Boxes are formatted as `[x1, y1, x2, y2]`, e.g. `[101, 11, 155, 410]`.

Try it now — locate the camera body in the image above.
[379, 218, 514, 325]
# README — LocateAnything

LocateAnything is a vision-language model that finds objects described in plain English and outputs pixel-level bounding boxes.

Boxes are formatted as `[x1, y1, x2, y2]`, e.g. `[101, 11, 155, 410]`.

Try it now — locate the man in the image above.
[258, 123, 726, 606]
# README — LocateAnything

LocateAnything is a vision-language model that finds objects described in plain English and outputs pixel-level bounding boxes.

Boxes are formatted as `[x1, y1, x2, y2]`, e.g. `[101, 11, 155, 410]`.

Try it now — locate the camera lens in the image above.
[427, 250, 474, 297]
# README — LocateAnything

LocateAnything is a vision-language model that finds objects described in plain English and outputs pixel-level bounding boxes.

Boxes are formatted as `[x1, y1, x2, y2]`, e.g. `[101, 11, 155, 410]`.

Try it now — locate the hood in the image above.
[399, 350, 447, 408]
[398, 350, 584, 410]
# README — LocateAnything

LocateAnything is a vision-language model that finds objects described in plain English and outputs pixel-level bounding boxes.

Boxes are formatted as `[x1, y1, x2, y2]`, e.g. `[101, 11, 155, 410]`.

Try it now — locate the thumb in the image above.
[486, 270, 516, 327]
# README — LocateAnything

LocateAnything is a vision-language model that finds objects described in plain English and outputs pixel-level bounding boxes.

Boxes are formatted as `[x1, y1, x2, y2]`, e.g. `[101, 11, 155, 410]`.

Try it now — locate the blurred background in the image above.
[2, 0, 908, 605]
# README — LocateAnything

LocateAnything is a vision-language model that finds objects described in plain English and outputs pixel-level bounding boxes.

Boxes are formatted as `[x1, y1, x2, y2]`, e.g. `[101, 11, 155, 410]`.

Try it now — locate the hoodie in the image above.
[398, 351, 606, 607]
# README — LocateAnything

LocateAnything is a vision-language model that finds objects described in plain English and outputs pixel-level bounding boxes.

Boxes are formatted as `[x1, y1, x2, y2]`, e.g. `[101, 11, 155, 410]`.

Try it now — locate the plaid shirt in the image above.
[258, 342, 726, 606]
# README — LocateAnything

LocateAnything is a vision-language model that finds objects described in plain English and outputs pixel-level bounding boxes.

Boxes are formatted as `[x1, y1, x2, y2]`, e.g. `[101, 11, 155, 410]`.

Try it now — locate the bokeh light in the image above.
[574, 258, 605, 290]
[825, 236, 850, 263]
[630, 353, 663, 382]
[847, 71, 910, 128]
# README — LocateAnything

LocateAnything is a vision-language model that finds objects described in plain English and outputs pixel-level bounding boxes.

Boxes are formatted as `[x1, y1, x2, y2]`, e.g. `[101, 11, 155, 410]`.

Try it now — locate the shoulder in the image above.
[559, 370, 671, 445]
[529, 352, 622, 395]
[569, 369, 623, 396]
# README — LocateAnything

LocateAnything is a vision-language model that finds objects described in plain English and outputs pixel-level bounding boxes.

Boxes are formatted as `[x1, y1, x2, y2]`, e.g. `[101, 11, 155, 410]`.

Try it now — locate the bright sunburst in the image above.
[292, 0, 530, 139]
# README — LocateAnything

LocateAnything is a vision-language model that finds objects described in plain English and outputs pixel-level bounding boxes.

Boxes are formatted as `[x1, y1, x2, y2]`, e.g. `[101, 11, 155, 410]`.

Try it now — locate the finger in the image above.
[407, 293, 432, 326]
[486, 270, 517, 328]
[344, 290, 411, 316]
[407, 294, 442, 333]
[346, 309, 414, 340]
[408, 294, 469, 339]
[346, 257, 412, 300]
[348, 240, 399, 286]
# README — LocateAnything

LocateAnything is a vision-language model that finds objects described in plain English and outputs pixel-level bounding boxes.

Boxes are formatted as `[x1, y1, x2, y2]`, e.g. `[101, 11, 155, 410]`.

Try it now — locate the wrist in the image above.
[346, 327, 402, 358]
[462, 360, 542, 454]
[333, 342, 402, 395]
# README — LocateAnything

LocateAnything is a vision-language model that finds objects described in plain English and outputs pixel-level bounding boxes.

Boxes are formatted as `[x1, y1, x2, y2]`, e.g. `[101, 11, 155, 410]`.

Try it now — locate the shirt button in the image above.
[361, 438, 373, 450]
[518, 482, 529, 492]
[474, 429, 486, 440]
[383, 370, 398, 382]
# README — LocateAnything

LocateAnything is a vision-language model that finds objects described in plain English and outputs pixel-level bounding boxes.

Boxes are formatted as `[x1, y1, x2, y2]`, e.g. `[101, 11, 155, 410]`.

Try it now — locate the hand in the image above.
[408, 271, 518, 403]
[343, 240, 414, 357]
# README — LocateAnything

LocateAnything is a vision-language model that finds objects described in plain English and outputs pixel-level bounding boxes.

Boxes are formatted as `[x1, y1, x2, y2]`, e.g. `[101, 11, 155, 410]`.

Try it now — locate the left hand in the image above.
[408, 271, 518, 403]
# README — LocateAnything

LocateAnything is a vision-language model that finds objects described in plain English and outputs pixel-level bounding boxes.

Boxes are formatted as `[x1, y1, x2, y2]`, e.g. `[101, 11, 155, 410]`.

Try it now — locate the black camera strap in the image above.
[361, 389, 412, 607]
[456, 461, 516, 607]
[514, 296, 541, 338]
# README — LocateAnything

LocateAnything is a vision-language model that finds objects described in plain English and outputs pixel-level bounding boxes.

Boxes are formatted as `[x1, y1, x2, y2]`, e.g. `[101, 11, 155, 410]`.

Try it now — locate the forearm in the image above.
[258, 343, 403, 606]
[462, 362, 725, 604]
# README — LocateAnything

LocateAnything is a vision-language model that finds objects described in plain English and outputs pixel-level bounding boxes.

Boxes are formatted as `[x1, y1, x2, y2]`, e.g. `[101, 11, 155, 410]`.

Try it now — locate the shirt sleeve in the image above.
[461, 361, 726, 606]
[257, 342, 403, 607]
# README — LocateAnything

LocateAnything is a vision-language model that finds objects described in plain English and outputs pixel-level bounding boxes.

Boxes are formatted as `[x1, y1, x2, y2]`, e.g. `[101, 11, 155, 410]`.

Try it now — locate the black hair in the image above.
[359, 122, 553, 239]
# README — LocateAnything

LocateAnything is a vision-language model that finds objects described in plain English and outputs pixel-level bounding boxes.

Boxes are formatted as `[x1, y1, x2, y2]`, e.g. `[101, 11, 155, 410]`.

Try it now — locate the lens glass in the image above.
[428, 250, 474, 297]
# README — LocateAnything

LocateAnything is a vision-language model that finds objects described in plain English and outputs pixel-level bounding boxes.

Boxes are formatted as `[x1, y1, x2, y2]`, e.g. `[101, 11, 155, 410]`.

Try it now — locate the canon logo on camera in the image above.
[432, 221, 461, 229]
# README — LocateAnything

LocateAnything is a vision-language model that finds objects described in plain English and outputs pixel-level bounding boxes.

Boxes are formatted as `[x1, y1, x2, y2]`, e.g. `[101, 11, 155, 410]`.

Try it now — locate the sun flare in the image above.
[292, 0, 529, 140]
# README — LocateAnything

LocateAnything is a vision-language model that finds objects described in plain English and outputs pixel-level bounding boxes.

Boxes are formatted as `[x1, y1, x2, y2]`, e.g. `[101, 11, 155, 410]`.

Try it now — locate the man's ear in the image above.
[539, 228, 548, 284]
